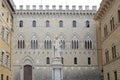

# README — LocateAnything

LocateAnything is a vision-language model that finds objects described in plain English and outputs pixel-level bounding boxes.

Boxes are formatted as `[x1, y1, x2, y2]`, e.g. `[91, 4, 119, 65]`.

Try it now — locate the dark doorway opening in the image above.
[24, 65, 32, 80]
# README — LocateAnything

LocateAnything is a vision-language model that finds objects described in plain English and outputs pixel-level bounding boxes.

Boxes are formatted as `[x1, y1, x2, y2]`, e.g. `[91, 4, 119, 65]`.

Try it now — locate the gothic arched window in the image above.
[17, 35, 25, 49]
[44, 36, 52, 49]
[72, 36, 79, 49]
[31, 36, 38, 49]
[85, 40, 92, 49]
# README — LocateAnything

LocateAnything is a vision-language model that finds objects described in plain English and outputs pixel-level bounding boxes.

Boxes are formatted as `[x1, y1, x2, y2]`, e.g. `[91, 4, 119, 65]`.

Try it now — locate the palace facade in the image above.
[12, 5, 100, 80]
[0, 0, 14, 80]
[2, 0, 120, 80]
[94, 0, 120, 80]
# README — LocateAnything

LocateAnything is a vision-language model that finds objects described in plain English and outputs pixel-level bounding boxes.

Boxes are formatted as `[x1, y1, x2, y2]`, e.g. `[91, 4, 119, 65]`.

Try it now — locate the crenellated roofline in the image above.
[13, 5, 97, 16]
[14, 5, 97, 11]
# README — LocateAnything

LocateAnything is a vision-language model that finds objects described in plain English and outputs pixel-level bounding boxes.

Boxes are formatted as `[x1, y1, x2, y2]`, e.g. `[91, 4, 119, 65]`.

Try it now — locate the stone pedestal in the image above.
[52, 58, 63, 80]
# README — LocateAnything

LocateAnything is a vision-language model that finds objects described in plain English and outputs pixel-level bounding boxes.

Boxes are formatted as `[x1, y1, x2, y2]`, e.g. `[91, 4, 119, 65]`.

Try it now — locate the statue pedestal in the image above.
[52, 58, 63, 80]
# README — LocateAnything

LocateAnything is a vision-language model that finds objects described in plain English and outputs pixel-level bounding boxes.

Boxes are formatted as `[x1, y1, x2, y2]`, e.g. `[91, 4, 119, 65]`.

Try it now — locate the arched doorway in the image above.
[24, 65, 32, 80]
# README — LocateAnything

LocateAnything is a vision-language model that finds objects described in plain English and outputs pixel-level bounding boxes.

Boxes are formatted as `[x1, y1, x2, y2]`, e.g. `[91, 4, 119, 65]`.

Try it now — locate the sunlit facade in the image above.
[0, 0, 14, 80]
[95, 0, 120, 80]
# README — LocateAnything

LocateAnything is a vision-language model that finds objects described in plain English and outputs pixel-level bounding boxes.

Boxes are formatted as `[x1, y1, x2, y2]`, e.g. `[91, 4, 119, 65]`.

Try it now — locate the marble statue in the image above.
[54, 36, 62, 59]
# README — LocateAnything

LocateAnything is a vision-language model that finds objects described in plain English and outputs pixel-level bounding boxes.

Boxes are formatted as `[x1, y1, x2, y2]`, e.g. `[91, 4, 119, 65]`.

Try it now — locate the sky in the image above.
[13, 0, 102, 9]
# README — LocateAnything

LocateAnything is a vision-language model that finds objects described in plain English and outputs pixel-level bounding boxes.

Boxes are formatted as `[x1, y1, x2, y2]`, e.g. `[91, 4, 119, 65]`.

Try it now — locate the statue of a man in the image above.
[54, 37, 62, 59]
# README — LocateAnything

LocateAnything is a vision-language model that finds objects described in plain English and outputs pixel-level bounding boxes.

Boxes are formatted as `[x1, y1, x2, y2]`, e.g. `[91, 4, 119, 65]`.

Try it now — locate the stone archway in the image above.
[24, 65, 32, 80]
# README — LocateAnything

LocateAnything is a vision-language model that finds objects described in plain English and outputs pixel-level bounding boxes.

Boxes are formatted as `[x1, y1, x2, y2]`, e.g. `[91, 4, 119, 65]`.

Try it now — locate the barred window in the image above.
[74, 57, 77, 64]
[59, 20, 63, 27]
[85, 40, 92, 49]
[32, 20, 36, 27]
[112, 45, 117, 59]
[104, 25, 108, 37]
[44, 40, 52, 49]
[31, 40, 38, 49]
[17, 36, 25, 49]
[105, 50, 109, 63]
[110, 17, 115, 31]
[46, 20, 50, 27]
[72, 40, 79, 49]
[19, 20, 23, 27]
[46, 57, 50, 64]
[88, 57, 91, 65]
[73, 20, 76, 27]
[86, 20, 90, 28]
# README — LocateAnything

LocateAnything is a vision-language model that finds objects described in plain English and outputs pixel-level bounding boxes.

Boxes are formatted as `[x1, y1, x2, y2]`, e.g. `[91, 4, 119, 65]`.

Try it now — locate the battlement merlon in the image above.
[17, 5, 97, 11]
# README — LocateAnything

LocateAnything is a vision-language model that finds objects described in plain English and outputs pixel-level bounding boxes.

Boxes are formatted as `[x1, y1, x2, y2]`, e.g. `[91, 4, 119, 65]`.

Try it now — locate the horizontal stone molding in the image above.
[14, 10, 96, 16]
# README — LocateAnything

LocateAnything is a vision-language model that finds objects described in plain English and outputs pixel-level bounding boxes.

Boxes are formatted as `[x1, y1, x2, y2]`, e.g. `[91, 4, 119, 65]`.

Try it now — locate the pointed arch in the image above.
[17, 35, 25, 49]
[71, 36, 79, 49]
[44, 36, 52, 49]
[85, 36, 93, 49]
[22, 56, 34, 80]
[31, 35, 38, 49]
[22, 56, 34, 66]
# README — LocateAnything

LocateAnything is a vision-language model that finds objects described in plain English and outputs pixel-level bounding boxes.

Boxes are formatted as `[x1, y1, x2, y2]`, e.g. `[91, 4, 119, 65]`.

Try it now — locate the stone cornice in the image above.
[3, 0, 15, 12]
[94, 0, 114, 20]
[13, 9, 96, 16]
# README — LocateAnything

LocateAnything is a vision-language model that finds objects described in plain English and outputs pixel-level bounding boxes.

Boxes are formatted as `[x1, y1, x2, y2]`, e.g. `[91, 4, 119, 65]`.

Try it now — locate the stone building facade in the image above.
[0, 0, 14, 80]
[12, 5, 100, 80]
[94, 0, 120, 80]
